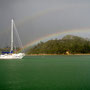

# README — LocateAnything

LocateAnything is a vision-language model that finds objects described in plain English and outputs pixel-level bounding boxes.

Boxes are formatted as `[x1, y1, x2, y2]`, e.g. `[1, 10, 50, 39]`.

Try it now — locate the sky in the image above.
[0, 0, 90, 47]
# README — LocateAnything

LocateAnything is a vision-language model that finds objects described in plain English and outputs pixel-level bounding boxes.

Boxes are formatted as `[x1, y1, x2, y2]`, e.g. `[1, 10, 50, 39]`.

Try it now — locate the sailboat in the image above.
[0, 19, 25, 59]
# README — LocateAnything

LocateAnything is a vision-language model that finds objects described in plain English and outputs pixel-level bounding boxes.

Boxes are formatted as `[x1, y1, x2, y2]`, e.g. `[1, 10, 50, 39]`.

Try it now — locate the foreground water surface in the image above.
[0, 55, 90, 90]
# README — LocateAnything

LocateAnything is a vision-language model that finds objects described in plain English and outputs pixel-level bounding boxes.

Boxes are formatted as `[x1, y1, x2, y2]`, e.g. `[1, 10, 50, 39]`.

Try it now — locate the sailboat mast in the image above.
[11, 19, 13, 52]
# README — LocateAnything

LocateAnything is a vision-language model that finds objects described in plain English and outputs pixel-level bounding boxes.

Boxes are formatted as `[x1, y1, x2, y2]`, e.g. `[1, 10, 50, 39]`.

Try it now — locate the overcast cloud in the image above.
[0, 0, 90, 47]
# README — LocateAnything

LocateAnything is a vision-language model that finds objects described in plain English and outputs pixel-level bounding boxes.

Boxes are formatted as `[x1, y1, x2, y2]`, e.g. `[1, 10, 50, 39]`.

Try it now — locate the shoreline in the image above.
[26, 53, 90, 56]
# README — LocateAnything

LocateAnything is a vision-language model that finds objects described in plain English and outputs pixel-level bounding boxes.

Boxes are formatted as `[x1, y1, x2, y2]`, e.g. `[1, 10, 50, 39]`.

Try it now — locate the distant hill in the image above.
[27, 35, 90, 54]
[62, 35, 85, 40]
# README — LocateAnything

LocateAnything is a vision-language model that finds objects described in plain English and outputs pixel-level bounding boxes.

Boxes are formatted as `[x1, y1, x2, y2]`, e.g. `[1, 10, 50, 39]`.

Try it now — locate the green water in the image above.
[0, 55, 90, 90]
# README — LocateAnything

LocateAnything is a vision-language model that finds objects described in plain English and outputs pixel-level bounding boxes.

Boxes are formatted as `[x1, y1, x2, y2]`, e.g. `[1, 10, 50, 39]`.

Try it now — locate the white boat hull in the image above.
[0, 53, 25, 59]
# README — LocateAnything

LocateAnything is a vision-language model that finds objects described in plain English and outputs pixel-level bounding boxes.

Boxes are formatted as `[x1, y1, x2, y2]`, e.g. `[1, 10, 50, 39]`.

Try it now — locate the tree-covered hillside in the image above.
[27, 35, 90, 54]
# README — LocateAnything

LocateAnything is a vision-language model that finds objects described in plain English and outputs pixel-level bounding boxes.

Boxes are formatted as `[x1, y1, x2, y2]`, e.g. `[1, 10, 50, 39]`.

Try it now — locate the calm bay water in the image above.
[0, 55, 90, 90]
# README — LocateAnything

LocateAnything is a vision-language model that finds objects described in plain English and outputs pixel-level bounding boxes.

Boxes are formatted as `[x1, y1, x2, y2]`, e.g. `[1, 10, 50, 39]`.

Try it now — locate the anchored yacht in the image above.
[0, 19, 25, 59]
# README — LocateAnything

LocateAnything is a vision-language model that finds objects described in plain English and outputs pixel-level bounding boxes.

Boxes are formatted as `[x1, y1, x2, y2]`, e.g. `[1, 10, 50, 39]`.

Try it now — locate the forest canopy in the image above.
[27, 35, 90, 54]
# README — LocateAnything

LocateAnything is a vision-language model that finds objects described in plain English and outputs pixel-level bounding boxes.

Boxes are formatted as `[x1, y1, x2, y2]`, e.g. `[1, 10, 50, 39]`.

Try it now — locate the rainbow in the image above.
[15, 8, 90, 52]
[2, 6, 68, 34]
[2, 8, 90, 52]
[17, 7, 66, 26]
[21, 28, 90, 52]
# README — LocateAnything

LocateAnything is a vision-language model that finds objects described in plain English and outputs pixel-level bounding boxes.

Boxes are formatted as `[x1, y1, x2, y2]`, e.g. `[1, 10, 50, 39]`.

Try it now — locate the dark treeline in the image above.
[27, 35, 90, 54]
[0, 47, 21, 54]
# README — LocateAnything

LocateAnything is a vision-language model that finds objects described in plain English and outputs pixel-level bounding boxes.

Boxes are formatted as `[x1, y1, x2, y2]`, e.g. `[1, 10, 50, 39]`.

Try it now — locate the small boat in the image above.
[0, 19, 25, 59]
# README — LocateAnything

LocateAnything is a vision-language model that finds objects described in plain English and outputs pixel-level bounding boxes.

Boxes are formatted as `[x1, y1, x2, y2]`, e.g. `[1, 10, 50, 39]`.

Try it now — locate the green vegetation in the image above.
[0, 47, 21, 54]
[27, 35, 90, 54]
